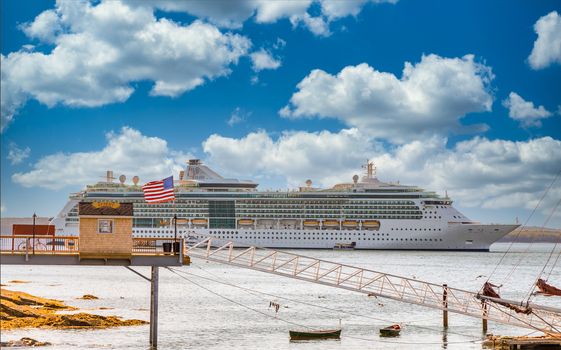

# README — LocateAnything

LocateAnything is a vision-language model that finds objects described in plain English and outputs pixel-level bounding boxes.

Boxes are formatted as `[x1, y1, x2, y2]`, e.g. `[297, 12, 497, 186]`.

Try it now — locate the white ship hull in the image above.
[132, 223, 518, 251]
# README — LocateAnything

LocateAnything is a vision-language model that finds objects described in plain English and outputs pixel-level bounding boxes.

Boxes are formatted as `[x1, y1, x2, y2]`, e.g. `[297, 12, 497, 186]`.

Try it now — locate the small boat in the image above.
[379, 324, 401, 337]
[289, 329, 341, 341]
[333, 242, 356, 250]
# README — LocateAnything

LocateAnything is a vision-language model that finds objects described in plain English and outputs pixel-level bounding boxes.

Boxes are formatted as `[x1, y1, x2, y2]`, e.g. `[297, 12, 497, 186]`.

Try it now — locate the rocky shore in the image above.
[0, 288, 147, 330]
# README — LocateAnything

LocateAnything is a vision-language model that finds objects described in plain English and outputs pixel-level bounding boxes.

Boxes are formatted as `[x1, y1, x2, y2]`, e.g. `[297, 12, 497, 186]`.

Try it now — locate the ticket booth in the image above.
[78, 202, 133, 261]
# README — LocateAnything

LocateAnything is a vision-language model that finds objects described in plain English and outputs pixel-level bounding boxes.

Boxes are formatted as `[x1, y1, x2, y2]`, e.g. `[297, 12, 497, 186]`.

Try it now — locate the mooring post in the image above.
[150, 266, 159, 348]
[482, 300, 488, 334]
[25, 238, 30, 262]
[179, 238, 183, 265]
[442, 284, 448, 328]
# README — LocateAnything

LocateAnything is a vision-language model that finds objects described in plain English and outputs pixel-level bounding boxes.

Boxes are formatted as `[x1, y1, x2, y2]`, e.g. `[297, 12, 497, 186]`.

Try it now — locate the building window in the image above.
[98, 219, 114, 234]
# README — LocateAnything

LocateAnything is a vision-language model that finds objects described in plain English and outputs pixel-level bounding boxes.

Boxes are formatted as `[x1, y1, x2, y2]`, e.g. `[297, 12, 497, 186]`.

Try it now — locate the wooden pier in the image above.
[1, 234, 185, 349]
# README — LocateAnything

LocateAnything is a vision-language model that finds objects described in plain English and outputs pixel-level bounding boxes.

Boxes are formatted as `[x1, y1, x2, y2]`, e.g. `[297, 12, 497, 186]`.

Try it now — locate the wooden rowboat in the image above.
[289, 329, 341, 341]
[379, 324, 401, 337]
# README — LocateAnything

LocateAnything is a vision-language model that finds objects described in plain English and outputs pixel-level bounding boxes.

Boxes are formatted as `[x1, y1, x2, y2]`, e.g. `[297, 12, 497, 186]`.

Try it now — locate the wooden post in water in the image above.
[150, 266, 159, 348]
[482, 300, 488, 334]
[442, 284, 448, 328]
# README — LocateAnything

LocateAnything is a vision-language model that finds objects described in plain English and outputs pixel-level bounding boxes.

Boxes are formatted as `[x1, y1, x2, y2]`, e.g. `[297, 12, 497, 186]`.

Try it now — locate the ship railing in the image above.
[0, 235, 79, 254]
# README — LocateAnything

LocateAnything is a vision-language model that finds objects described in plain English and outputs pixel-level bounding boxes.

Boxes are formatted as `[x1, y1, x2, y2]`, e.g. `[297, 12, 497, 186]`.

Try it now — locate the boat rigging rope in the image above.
[188, 263, 460, 327]
[168, 266, 483, 341]
[523, 197, 561, 302]
[165, 267, 482, 345]
[546, 247, 561, 281]
[165, 267, 313, 330]
[178, 266, 437, 326]
[484, 169, 561, 291]
[484, 301, 560, 336]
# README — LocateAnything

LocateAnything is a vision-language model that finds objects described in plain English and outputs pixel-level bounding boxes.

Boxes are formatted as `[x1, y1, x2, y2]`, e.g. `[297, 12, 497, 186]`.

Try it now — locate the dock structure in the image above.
[0, 234, 184, 349]
[0, 201, 188, 349]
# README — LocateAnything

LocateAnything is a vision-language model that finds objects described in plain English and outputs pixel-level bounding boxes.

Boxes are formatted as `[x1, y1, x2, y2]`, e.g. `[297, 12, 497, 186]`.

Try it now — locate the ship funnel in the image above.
[106, 170, 114, 183]
[179, 170, 185, 181]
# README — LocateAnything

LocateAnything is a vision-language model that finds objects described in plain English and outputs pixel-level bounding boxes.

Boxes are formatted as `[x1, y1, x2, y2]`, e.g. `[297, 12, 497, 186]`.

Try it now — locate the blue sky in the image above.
[1, 0, 560, 228]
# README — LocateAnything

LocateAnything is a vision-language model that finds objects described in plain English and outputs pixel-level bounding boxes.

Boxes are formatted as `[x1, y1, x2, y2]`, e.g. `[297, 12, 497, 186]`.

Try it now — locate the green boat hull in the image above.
[289, 329, 341, 340]
[379, 328, 400, 337]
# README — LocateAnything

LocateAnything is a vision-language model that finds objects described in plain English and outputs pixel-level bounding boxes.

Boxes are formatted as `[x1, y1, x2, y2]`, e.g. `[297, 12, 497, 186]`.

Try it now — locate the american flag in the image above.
[142, 176, 175, 203]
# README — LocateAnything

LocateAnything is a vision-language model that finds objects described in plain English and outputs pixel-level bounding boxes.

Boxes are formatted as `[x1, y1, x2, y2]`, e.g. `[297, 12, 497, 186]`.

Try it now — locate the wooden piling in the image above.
[442, 284, 448, 328]
[482, 300, 488, 334]
[150, 266, 159, 348]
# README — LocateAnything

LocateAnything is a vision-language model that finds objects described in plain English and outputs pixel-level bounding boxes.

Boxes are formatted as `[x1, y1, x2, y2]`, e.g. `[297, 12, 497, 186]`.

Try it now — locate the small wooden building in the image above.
[78, 202, 133, 260]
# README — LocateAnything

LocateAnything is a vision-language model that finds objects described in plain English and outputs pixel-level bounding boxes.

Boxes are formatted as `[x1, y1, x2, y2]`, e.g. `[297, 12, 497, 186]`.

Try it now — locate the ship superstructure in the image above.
[51, 159, 518, 251]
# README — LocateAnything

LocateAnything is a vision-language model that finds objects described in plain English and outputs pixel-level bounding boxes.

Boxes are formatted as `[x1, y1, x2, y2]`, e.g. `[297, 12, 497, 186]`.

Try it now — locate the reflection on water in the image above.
[1, 243, 559, 349]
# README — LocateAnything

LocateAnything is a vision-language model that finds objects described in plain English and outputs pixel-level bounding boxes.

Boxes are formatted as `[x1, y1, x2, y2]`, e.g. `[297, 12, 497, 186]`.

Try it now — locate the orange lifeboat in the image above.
[192, 218, 208, 226]
[323, 220, 339, 227]
[303, 220, 320, 227]
[362, 220, 381, 229]
[238, 219, 254, 226]
[342, 220, 358, 228]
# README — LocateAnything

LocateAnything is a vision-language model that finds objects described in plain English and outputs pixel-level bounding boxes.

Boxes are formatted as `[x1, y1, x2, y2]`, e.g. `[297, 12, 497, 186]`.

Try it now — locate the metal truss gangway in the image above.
[186, 237, 561, 334]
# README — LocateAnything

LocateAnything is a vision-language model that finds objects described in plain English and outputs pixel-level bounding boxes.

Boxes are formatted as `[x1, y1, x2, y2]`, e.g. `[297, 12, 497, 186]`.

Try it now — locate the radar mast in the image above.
[362, 160, 376, 179]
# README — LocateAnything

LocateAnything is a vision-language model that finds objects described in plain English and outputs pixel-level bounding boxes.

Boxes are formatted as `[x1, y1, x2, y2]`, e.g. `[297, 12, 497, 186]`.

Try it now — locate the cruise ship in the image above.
[51, 159, 518, 251]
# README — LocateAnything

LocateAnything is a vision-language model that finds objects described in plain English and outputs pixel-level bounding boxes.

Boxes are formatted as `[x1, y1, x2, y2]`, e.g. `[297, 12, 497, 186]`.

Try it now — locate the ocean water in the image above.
[1, 243, 559, 349]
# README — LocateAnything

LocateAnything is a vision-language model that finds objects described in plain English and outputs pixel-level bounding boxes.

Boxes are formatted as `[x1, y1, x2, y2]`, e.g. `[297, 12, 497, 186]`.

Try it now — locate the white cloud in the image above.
[0, 204, 5, 214]
[1, 1, 251, 131]
[128, 0, 394, 36]
[7, 143, 31, 165]
[19, 9, 62, 43]
[203, 128, 382, 187]
[202, 129, 561, 214]
[12, 127, 192, 190]
[250, 49, 282, 72]
[281, 54, 494, 143]
[371, 136, 561, 212]
[290, 13, 331, 37]
[528, 11, 561, 69]
[320, 0, 398, 20]
[227, 107, 250, 126]
[502, 92, 552, 128]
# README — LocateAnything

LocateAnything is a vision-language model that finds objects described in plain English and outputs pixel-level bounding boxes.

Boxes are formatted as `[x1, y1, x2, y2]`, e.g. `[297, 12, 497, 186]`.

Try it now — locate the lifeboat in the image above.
[238, 219, 254, 226]
[323, 220, 340, 227]
[191, 218, 208, 226]
[303, 220, 320, 227]
[362, 220, 381, 229]
[342, 220, 358, 228]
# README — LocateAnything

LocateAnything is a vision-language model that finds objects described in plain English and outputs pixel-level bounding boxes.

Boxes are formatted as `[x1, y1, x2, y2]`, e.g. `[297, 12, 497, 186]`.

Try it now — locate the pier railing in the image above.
[0, 235, 180, 256]
[132, 238, 179, 255]
[0, 235, 79, 254]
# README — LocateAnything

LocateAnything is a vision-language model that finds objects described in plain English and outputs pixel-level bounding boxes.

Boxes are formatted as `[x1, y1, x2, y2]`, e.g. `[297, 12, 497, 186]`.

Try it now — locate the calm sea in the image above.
[1, 243, 559, 349]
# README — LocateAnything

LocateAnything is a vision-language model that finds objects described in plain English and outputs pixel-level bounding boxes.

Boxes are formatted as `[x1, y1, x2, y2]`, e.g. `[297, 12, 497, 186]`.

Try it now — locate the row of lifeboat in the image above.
[238, 219, 379, 229]
[182, 218, 380, 229]
[302, 220, 380, 229]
